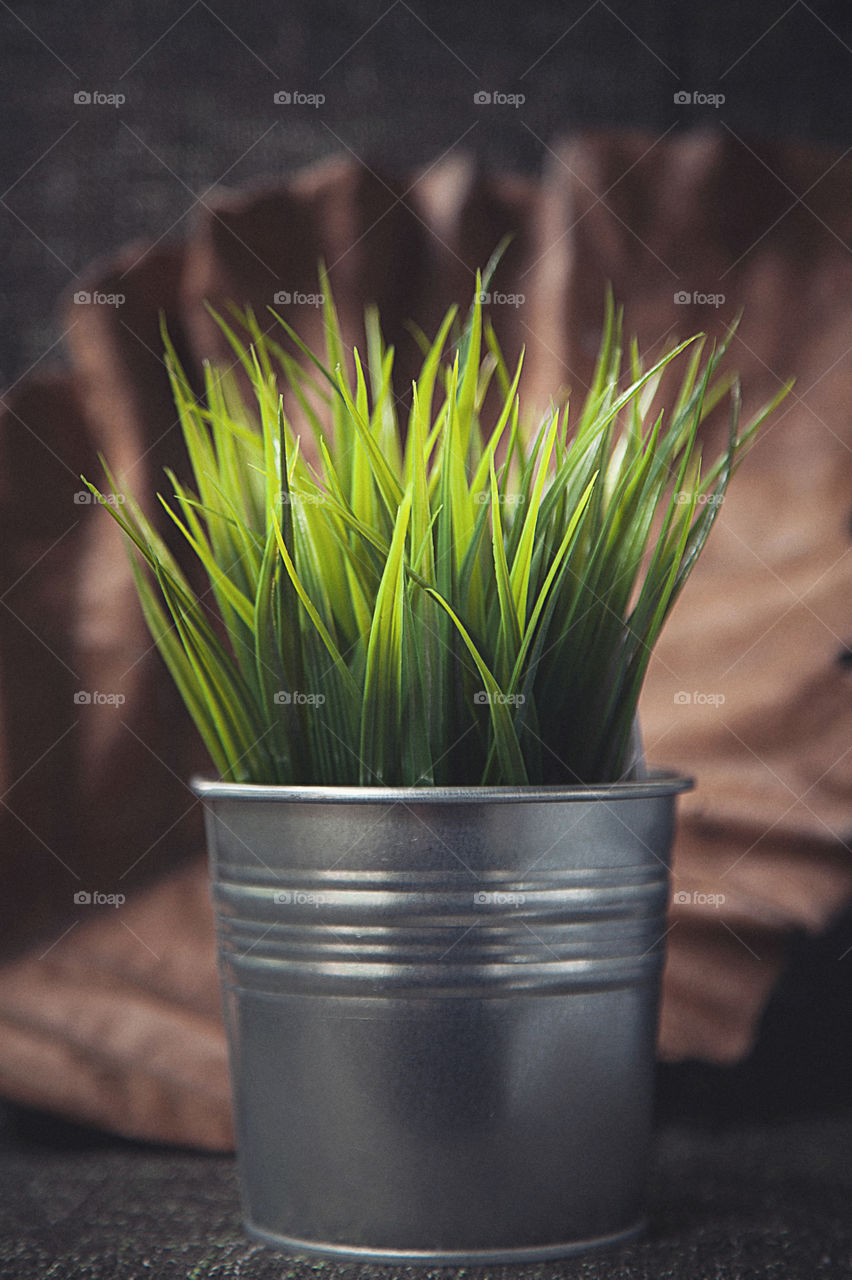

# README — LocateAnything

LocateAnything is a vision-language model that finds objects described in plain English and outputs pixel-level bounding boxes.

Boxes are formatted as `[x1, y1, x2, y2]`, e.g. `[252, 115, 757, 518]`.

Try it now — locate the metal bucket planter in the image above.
[193, 774, 692, 1264]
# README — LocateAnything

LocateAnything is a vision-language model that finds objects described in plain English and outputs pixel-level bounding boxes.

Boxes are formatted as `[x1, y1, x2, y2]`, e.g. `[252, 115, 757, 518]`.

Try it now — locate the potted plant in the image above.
[84, 258, 788, 1263]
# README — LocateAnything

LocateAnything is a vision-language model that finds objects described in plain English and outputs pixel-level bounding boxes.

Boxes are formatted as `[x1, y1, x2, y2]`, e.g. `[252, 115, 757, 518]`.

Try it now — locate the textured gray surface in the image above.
[1, 1110, 851, 1278]
[2, 0, 851, 380]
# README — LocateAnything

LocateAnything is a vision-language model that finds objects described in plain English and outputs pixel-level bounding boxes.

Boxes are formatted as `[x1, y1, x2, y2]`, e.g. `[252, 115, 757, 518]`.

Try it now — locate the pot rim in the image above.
[191, 770, 694, 805]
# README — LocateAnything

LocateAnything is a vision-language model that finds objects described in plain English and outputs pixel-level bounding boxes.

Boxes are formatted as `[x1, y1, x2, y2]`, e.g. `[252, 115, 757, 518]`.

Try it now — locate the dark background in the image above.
[1, 5, 849, 1274]
[2, 0, 852, 385]
[1, 0, 852, 1234]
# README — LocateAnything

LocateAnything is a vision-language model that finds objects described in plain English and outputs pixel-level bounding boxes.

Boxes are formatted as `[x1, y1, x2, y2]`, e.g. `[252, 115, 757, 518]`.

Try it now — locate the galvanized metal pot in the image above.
[193, 775, 692, 1264]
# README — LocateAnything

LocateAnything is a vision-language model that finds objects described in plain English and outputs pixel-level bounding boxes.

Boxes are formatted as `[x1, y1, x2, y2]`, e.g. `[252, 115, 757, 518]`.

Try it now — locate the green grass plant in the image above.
[83, 259, 789, 786]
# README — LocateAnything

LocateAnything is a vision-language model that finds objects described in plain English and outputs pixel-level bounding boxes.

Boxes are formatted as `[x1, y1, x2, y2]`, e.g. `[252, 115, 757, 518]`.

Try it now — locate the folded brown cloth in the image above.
[1, 130, 850, 1149]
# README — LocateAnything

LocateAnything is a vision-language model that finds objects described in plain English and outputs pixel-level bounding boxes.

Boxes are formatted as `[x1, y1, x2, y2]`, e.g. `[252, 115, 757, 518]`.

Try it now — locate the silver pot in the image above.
[193, 775, 691, 1264]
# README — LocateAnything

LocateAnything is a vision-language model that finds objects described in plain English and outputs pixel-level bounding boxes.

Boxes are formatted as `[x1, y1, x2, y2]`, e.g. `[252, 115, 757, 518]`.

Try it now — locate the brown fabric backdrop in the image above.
[0, 129, 850, 1149]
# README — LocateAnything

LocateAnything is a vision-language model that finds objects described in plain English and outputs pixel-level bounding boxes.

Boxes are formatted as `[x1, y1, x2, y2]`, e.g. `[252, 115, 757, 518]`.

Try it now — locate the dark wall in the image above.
[1, 0, 850, 383]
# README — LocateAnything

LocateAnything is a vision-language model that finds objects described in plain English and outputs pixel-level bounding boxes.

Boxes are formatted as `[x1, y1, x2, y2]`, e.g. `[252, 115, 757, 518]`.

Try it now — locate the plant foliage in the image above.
[83, 263, 790, 786]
